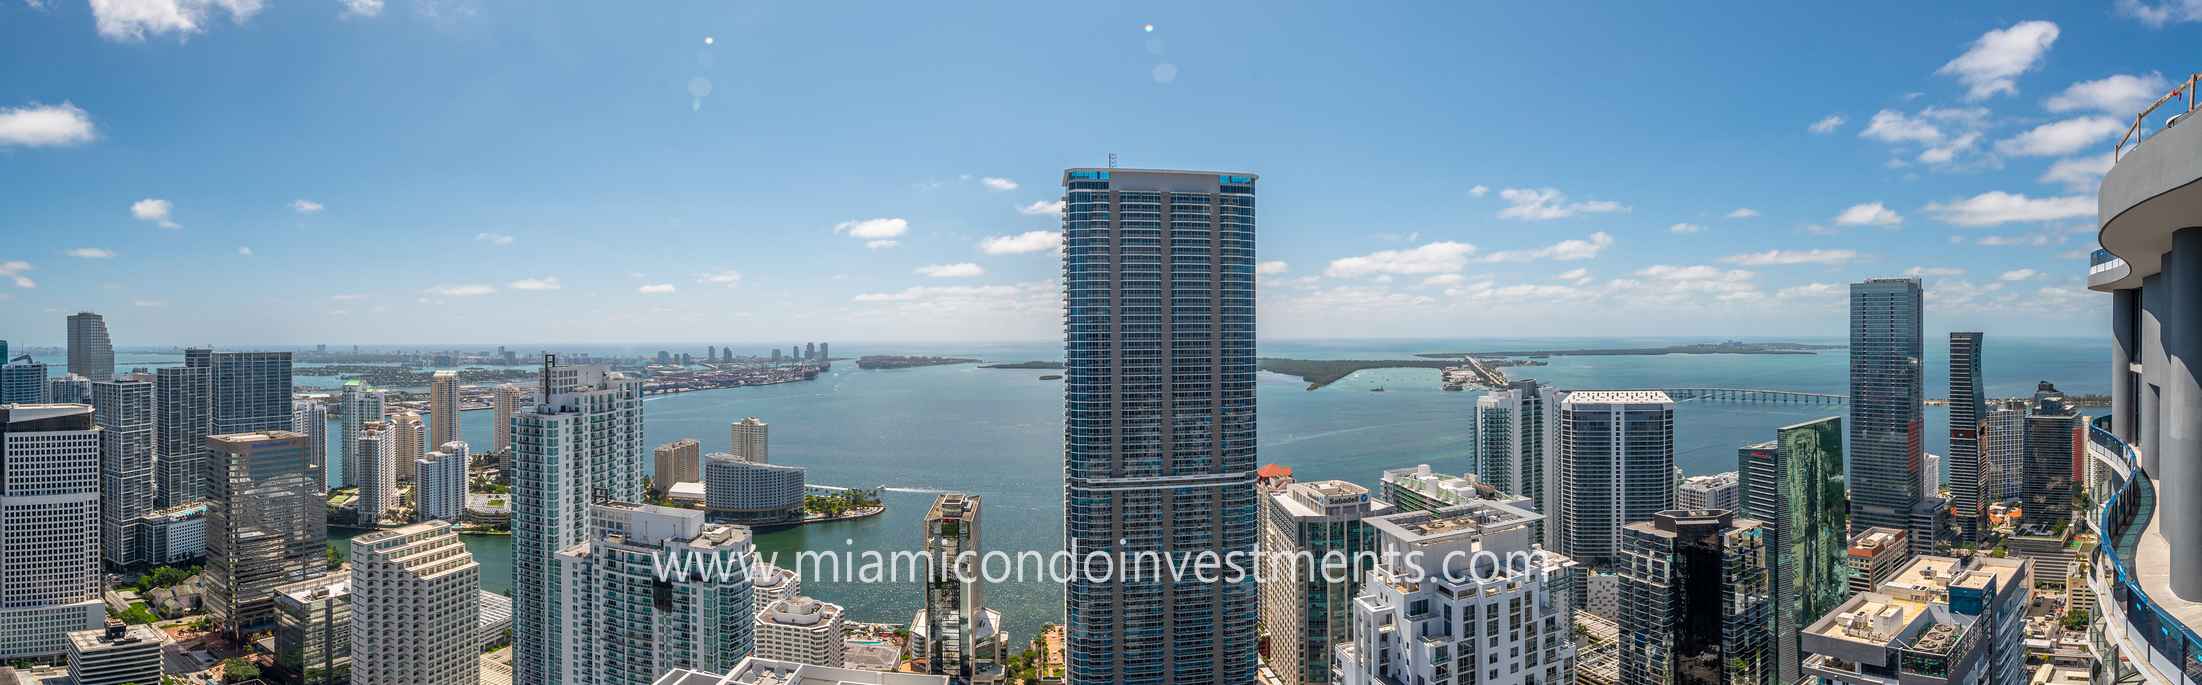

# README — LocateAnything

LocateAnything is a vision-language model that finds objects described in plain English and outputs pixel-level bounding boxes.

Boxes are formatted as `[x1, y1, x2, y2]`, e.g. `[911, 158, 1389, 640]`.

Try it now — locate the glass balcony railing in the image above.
[2092, 250, 2128, 276]
[2088, 416, 2202, 680]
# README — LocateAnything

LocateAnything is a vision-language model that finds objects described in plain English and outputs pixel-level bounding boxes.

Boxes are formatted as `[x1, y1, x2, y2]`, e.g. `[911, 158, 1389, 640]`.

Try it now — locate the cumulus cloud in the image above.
[65, 248, 116, 258]
[1925, 191, 2093, 226]
[1669, 223, 1708, 234]
[638, 284, 676, 294]
[89, 0, 268, 41]
[1716, 249, 1861, 266]
[1255, 261, 1289, 275]
[1725, 208, 1760, 219]
[1556, 268, 1589, 280]
[1808, 114, 1847, 133]
[697, 270, 742, 285]
[835, 218, 908, 239]
[2046, 73, 2170, 113]
[1902, 266, 1967, 276]
[1494, 187, 1629, 220]
[1999, 268, 2050, 281]
[0, 102, 97, 148]
[977, 230, 1057, 255]
[476, 232, 514, 245]
[915, 263, 986, 278]
[1937, 20, 2060, 101]
[1325, 242, 1478, 277]
[1860, 109, 1945, 144]
[1632, 265, 1759, 292]
[508, 277, 561, 290]
[132, 198, 178, 228]
[1474, 232, 1613, 262]
[1995, 116, 2124, 157]
[289, 199, 324, 213]
[866, 240, 900, 249]
[1468, 185, 1489, 197]
[0, 261, 35, 288]
[237, 246, 251, 255]
[2119, 0, 2202, 26]
[426, 284, 494, 296]
[338, 0, 382, 18]
[1835, 202, 1903, 226]
[2040, 153, 2115, 191]
[979, 177, 1018, 191]
[1016, 200, 1064, 215]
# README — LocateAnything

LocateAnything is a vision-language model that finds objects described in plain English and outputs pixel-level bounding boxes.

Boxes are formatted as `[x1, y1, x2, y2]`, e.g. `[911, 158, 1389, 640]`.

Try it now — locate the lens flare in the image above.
[1143, 24, 1153, 32]
[704, 36, 714, 44]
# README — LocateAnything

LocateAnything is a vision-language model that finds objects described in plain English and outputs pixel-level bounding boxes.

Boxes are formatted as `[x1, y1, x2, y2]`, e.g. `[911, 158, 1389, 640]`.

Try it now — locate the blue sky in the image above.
[3, 1, 2197, 346]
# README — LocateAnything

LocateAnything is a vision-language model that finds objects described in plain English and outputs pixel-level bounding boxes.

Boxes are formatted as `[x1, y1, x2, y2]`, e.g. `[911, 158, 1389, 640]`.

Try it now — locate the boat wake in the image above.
[1260, 417, 1465, 447]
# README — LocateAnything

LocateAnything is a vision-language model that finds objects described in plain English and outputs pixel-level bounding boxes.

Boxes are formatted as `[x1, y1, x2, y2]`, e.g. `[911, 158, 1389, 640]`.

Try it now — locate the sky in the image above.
[3, 1, 2200, 346]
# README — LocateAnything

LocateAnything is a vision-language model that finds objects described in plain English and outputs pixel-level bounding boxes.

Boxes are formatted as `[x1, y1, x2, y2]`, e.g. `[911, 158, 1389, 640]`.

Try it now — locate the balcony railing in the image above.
[2116, 73, 2202, 158]
[2088, 417, 2202, 681]
[2094, 249, 2130, 276]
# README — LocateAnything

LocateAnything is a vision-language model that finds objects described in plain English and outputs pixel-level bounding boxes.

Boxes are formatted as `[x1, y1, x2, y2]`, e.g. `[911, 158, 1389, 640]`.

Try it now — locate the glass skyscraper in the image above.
[1737, 416, 1847, 684]
[1948, 332, 1988, 545]
[65, 312, 113, 381]
[1060, 168, 1258, 685]
[1559, 390, 1676, 568]
[1847, 278, 1926, 552]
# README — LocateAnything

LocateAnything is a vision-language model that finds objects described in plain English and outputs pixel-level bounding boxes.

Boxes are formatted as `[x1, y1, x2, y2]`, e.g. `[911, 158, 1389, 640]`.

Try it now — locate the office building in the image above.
[1, 355, 49, 403]
[655, 438, 702, 491]
[187, 348, 294, 434]
[753, 562, 799, 614]
[1559, 390, 1675, 568]
[0, 405, 106, 661]
[339, 380, 386, 489]
[654, 657, 951, 685]
[757, 597, 845, 668]
[702, 452, 805, 524]
[391, 410, 426, 482]
[418, 441, 468, 522]
[65, 312, 113, 380]
[1845, 527, 1909, 597]
[292, 399, 329, 492]
[1736, 417, 1849, 684]
[350, 520, 480, 685]
[729, 416, 768, 464]
[914, 494, 1004, 683]
[1799, 556, 2030, 685]
[355, 420, 396, 524]
[1984, 401, 2026, 502]
[1472, 379, 1562, 547]
[273, 573, 351, 685]
[92, 376, 156, 566]
[64, 624, 161, 685]
[47, 374, 89, 404]
[204, 431, 327, 635]
[512, 361, 646, 685]
[1616, 510, 1771, 685]
[1259, 481, 1390, 685]
[1335, 500, 1578, 685]
[2021, 382, 2084, 530]
[1059, 168, 1259, 685]
[429, 370, 460, 450]
[136, 501, 210, 564]
[1848, 278, 1928, 555]
[492, 383, 525, 456]
[552, 503, 756, 685]
[1677, 471, 1741, 512]
[1948, 333, 1987, 545]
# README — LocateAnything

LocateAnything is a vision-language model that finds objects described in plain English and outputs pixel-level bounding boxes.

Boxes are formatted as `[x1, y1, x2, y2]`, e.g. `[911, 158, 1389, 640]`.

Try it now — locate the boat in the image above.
[1370, 386, 1387, 392]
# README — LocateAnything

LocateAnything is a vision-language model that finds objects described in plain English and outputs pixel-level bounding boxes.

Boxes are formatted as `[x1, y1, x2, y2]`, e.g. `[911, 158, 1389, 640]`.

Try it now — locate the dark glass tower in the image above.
[1949, 332, 1988, 545]
[66, 311, 113, 380]
[1737, 416, 1848, 684]
[1848, 278, 1926, 552]
[1060, 168, 1258, 685]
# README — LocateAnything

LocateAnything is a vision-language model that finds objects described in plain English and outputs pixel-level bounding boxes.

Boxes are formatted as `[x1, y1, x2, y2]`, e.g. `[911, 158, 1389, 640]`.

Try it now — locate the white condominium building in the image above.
[553, 502, 757, 685]
[292, 399, 329, 493]
[0, 405, 106, 661]
[1676, 471, 1742, 512]
[339, 381, 386, 489]
[350, 520, 481, 685]
[418, 441, 468, 522]
[703, 452, 805, 525]
[491, 383, 525, 456]
[730, 417, 768, 464]
[512, 362, 646, 685]
[752, 562, 799, 615]
[392, 410, 426, 482]
[355, 420, 396, 525]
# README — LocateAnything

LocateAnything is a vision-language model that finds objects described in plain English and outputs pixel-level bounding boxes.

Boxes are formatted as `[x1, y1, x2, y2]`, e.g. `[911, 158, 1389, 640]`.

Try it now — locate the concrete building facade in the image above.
[729, 417, 768, 464]
[1848, 278, 1930, 555]
[350, 520, 480, 685]
[92, 376, 156, 566]
[702, 452, 804, 524]
[655, 438, 702, 491]
[0, 405, 106, 661]
[1559, 390, 1676, 568]
[273, 572, 351, 685]
[512, 362, 646, 685]
[1259, 480, 1390, 685]
[418, 441, 468, 522]
[429, 370, 460, 451]
[756, 597, 845, 668]
[550, 503, 757, 685]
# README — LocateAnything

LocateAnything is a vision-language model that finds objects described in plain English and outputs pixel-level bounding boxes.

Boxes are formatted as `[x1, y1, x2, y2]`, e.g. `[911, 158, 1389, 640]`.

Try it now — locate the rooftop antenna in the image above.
[1108, 153, 1117, 168]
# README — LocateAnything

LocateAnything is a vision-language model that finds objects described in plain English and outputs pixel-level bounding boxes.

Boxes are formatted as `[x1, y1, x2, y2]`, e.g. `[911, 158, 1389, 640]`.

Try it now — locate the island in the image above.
[1414, 341, 1842, 359]
[1256, 358, 1458, 391]
[979, 361, 1067, 369]
[855, 355, 982, 369]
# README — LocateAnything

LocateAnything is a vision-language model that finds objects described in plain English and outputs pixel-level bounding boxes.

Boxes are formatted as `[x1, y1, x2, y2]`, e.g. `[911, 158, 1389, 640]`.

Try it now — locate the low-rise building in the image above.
[134, 501, 209, 565]
[272, 573, 350, 685]
[65, 624, 162, 685]
[1847, 527, 1909, 597]
[478, 590, 513, 650]
[755, 597, 845, 668]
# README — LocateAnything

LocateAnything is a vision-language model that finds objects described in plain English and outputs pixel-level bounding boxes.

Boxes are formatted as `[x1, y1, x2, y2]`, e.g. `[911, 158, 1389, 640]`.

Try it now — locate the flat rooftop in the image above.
[1563, 390, 1673, 404]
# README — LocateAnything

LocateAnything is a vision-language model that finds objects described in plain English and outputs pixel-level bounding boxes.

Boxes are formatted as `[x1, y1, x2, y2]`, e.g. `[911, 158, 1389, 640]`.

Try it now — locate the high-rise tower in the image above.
[1736, 417, 1849, 684]
[93, 376, 157, 566]
[428, 370, 459, 450]
[1848, 278, 1927, 554]
[730, 416, 768, 464]
[1059, 168, 1259, 685]
[919, 494, 1000, 683]
[186, 349, 294, 435]
[1473, 379, 1562, 548]
[338, 381, 386, 489]
[1948, 332, 1988, 545]
[1559, 390, 1676, 568]
[492, 383, 525, 456]
[204, 431, 326, 636]
[512, 361, 645, 685]
[0, 405, 105, 661]
[154, 365, 212, 506]
[65, 312, 113, 380]
[291, 399, 328, 492]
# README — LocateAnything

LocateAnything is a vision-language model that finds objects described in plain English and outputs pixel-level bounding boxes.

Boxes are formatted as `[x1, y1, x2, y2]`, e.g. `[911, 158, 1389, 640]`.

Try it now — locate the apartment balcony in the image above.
[2086, 420, 2202, 684]
[2095, 72, 2202, 292]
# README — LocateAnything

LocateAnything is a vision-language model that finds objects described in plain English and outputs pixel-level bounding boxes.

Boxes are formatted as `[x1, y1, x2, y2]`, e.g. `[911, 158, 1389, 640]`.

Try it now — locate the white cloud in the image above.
[1468, 185, 1489, 197]
[1902, 266, 1967, 276]
[1632, 265, 1759, 291]
[977, 230, 1057, 255]
[866, 240, 900, 249]
[1808, 114, 1847, 134]
[2046, 72, 2170, 113]
[0, 261, 35, 288]
[237, 246, 251, 255]
[508, 277, 561, 290]
[426, 284, 495, 296]
[65, 248, 116, 258]
[915, 263, 986, 278]
[1716, 249, 1861, 266]
[1860, 109, 1944, 143]
[1556, 268, 1589, 280]
[1995, 116, 2124, 157]
[0, 102, 97, 148]
[1835, 202, 1903, 226]
[131, 299, 168, 307]
[338, 0, 382, 18]
[853, 283, 1027, 302]
[1999, 268, 2049, 281]
[88, 0, 268, 41]
[638, 284, 677, 294]
[1937, 20, 2060, 101]
[2119, 0, 2202, 26]
[1669, 223, 1708, 234]
[979, 177, 1018, 191]
[2040, 153, 2116, 191]
[1495, 187, 1628, 220]
[1255, 261, 1289, 275]
[289, 199, 324, 214]
[1777, 283, 1845, 298]
[835, 218, 908, 239]
[1725, 208, 1760, 219]
[1925, 191, 2093, 226]
[1475, 232, 1613, 262]
[1016, 200, 1064, 215]
[697, 270, 743, 285]
[1917, 132, 1980, 164]
[1422, 274, 1466, 286]
[476, 232, 514, 245]
[1325, 241, 1478, 277]
[131, 198, 179, 228]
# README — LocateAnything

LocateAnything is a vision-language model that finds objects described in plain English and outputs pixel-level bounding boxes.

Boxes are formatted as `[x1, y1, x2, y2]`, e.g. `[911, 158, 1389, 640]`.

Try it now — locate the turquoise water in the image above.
[34, 337, 2111, 635]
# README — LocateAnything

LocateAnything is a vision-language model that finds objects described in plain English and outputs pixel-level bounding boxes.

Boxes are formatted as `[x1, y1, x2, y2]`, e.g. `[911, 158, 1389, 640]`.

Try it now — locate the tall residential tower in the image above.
[512, 361, 645, 685]
[65, 312, 113, 380]
[1848, 278, 1928, 554]
[1558, 390, 1676, 568]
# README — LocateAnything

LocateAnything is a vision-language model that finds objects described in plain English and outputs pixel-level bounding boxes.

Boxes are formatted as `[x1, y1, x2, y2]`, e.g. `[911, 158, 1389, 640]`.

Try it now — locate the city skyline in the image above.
[3, 4, 2190, 343]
